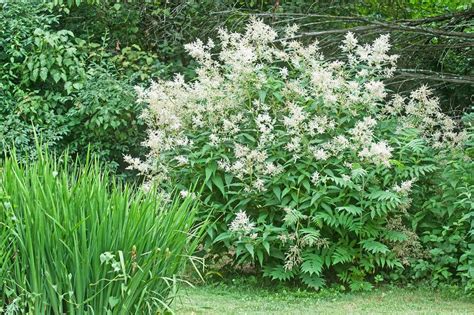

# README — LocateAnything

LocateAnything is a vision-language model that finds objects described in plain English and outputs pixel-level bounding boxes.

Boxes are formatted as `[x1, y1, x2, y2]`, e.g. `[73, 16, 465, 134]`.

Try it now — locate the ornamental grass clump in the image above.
[0, 149, 201, 314]
[127, 19, 469, 290]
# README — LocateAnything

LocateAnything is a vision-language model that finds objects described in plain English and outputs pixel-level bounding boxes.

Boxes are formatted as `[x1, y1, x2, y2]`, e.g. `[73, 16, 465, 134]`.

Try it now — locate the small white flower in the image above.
[253, 178, 266, 192]
[359, 141, 392, 167]
[341, 32, 358, 52]
[175, 155, 189, 165]
[393, 179, 416, 195]
[229, 210, 255, 235]
[313, 148, 329, 161]
[342, 174, 351, 182]
[365, 81, 387, 99]
[179, 190, 196, 199]
[311, 171, 321, 185]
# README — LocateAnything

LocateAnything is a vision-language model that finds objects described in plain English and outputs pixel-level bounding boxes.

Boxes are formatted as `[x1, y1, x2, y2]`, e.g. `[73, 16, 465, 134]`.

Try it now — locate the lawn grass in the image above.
[174, 282, 474, 314]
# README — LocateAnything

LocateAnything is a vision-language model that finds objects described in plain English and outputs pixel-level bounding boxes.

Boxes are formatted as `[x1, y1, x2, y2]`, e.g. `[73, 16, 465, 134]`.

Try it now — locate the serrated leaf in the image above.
[337, 205, 363, 215]
[301, 273, 326, 290]
[301, 253, 323, 276]
[360, 239, 389, 254]
[263, 266, 295, 281]
[332, 247, 353, 265]
[384, 230, 408, 242]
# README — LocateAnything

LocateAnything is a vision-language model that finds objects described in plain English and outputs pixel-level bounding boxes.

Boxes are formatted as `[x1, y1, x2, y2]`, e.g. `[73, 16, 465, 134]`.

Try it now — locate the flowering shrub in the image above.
[128, 19, 469, 290]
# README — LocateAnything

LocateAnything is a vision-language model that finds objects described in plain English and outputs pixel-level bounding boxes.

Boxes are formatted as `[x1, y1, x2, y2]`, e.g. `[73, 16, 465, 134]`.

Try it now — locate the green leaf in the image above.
[108, 296, 119, 308]
[310, 193, 322, 205]
[350, 281, 373, 292]
[273, 91, 283, 102]
[211, 175, 225, 197]
[301, 273, 326, 290]
[256, 249, 264, 266]
[273, 186, 281, 201]
[332, 247, 353, 265]
[51, 71, 61, 83]
[384, 231, 408, 242]
[26, 61, 34, 71]
[31, 68, 39, 82]
[73, 82, 83, 90]
[40, 67, 48, 81]
[301, 253, 323, 276]
[263, 266, 295, 281]
[64, 81, 73, 94]
[262, 241, 270, 254]
[337, 205, 363, 215]
[302, 179, 311, 192]
[258, 90, 267, 102]
[245, 243, 254, 258]
[224, 174, 233, 186]
[205, 161, 217, 182]
[213, 232, 232, 244]
[360, 239, 389, 254]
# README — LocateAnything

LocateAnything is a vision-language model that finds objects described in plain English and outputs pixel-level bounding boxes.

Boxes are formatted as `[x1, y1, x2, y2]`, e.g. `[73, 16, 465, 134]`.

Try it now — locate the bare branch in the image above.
[279, 25, 380, 41]
[213, 10, 474, 40]
[395, 69, 474, 85]
[397, 9, 474, 25]
[370, 21, 474, 39]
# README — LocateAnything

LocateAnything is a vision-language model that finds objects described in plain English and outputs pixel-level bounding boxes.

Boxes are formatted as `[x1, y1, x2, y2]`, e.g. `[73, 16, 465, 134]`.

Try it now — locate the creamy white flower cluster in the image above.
[342, 32, 399, 77]
[229, 210, 256, 236]
[128, 18, 466, 195]
[383, 85, 467, 148]
[393, 179, 416, 195]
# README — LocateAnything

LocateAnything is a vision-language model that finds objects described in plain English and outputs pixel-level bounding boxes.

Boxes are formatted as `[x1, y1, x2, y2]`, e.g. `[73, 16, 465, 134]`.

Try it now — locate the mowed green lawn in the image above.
[174, 283, 474, 314]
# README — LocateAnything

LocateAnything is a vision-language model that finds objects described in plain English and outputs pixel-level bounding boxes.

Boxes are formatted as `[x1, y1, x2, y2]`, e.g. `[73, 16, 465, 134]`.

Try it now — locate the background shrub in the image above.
[0, 2, 147, 170]
[66, 66, 146, 171]
[0, 2, 69, 157]
[407, 114, 474, 292]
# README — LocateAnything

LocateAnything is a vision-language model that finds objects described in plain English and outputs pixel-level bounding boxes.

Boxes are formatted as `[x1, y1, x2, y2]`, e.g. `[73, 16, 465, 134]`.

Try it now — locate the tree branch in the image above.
[395, 69, 474, 85]
[396, 9, 474, 25]
[214, 10, 474, 40]
[371, 20, 474, 39]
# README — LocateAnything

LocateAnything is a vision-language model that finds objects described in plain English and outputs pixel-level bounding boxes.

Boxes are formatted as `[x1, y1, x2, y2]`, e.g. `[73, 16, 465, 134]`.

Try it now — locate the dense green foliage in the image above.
[407, 114, 474, 291]
[0, 2, 146, 170]
[0, 148, 200, 313]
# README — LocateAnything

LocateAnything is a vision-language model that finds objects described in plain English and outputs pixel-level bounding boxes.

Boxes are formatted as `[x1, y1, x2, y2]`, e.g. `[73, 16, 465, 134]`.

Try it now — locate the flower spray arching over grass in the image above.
[0, 147, 202, 313]
[127, 18, 469, 290]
